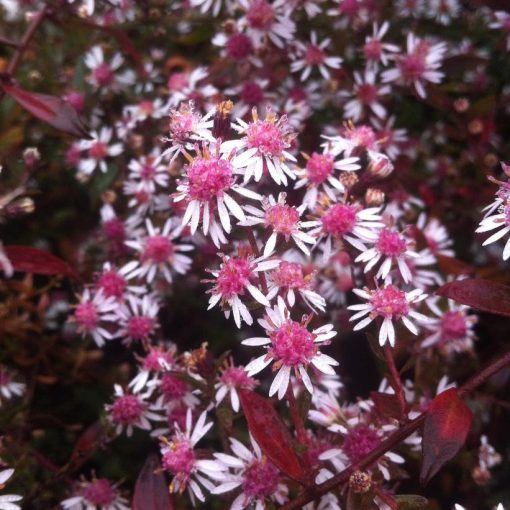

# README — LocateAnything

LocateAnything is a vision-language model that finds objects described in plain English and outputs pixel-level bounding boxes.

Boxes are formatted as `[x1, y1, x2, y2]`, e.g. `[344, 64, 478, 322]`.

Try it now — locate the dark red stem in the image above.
[286, 382, 307, 445]
[277, 349, 510, 510]
[383, 344, 407, 421]
[0, 7, 48, 102]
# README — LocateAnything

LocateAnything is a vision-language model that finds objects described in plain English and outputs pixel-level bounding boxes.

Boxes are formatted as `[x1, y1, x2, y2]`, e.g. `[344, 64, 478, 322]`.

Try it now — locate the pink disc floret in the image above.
[321, 204, 358, 238]
[371, 285, 409, 319]
[215, 257, 253, 298]
[306, 153, 334, 185]
[242, 460, 279, 499]
[272, 261, 306, 289]
[83, 479, 116, 506]
[376, 229, 407, 257]
[142, 235, 174, 264]
[111, 394, 144, 425]
[162, 438, 195, 477]
[75, 302, 98, 331]
[343, 426, 381, 464]
[265, 204, 299, 236]
[186, 157, 233, 202]
[269, 320, 317, 366]
[220, 366, 256, 389]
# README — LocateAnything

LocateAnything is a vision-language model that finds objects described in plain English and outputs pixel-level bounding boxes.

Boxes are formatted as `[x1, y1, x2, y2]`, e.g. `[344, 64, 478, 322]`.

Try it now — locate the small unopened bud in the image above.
[468, 119, 483, 135]
[213, 101, 233, 140]
[483, 153, 498, 168]
[453, 97, 470, 113]
[368, 154, 393, 178]
[349, 471, 372, 494]
[365, 187, 385, 206]
[28, 70, 42, 84]
[102, 190, 117, 204]
[23, 147, 40, 169]
[223, 19, 237, 34]
[339, 171, 359, 189]
[472, 466, 491, 486]
[149, 8, 161, 19]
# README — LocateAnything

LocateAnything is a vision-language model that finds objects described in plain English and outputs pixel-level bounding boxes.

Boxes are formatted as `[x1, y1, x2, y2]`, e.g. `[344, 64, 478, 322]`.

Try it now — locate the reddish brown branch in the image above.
[277, 349, 510, 510]
[383, 344, 407, 421]
[286, 383, 307, 445]
[0, 7, 48, 103]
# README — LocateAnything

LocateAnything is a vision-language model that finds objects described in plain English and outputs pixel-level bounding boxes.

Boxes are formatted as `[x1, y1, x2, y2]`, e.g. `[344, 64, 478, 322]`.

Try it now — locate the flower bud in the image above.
[365, 187, 385, 206]
[349, 471, 372, 493]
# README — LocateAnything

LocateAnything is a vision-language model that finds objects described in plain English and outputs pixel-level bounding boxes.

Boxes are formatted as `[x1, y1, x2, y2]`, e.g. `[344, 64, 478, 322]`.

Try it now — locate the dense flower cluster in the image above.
[1, 1, 510, 509]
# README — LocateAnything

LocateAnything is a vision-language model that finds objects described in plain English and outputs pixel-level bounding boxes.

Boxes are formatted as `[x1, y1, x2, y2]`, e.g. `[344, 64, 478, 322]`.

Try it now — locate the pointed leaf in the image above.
[239, 390, 307, 483]
[4, 245, 77, 279]
[436, 278, 510, 317]
[436, 255, 475, 277]
[370, 391, 401, 421]
[70, 421, 105, 464]
[420, 388, 472, 484]
[133, 454, 173, 510]
[2, 84, 89, 138]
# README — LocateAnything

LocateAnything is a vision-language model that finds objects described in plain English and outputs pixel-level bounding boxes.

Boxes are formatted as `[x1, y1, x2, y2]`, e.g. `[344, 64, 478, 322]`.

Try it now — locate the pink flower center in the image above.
[0, 369, 12, 386]
[127, 316, 154, 341]
[142, 235, 174, 264]
[143, 349, 174, 371]
[343, 426, 381, 464]
[265, 204, 299, 236]
[167, 72, 188, 91]
[345, 125, 377, 149]
[89, 141, 108, 161]
[98, 270, 126, 299]
[376, 229, 407, 257]
[167, 404, 188, 431]
[246, 0, 275, 30]
[138, 100, 154, 116]
[160, 374, 187, 401]
[216, 258, 253, 299]
[272, 261, 306, 289]
[75, 302, 98, 331]
[140, 163, 156, 181]
[306, 153, 334, 185]
[339, 0, 361, 16]
[357, 83, 378, 104]
[304, 45, 325, 66]
[241, 82, 265, 106]
[371, 285, 409, 319]
[162, 438, 195, 477]
[269, 320, 317, 366]
[242, 460, 279, 499]
[288, 86, 307, 103]
[226, 33, 253, 60]
[93, 63, 114, 86]
[220, 366, 256, 388]
[364, 39, 382, 61]
[246, 120, 286, 157]
[83, 479, 116, 506]
[103, 218, 125, 243]
[440, 311, 468, 341]
[399, 53, 426, 82]
[169, 108, 199, 143]
[186, 157, 234, 202]
[111, 394, 144, 424]
[321, 204, 358, 238]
